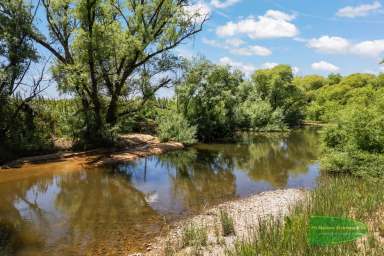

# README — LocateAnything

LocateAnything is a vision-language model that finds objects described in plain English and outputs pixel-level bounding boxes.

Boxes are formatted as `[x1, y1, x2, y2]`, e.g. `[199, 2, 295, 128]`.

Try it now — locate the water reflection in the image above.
[0, 128, 320, 255]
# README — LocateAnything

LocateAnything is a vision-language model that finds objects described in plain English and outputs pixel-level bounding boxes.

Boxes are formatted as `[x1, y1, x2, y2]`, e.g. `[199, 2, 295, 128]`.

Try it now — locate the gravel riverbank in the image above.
[135, 189, 307, 256]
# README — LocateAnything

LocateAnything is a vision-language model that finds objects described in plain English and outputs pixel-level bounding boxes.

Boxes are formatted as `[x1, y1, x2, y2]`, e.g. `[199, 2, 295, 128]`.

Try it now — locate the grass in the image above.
[181, 224, 208, 248]
[220, 209, 235, 236]
[227, 176, 384, 256]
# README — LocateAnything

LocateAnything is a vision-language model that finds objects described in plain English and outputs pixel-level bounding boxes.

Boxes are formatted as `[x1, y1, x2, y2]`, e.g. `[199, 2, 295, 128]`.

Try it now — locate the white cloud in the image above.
[211, 0, 241, 9]
[306, 36, 384, 58]
[311, 61, 340, 73]
[261, 62, 278, 69]
[216, 10, 298, 39]
[336, 1, 381, 18]
[307, 36, 351, 53]
[202, 37, 220, 47]
[230, 45, 272, 56]
[184, 2, 211, 23]
[203, 38, 271, 56]
[175, 48, 194, 60]
[292, 66, 300, 74]
[352, 40, 384, 57]
[219, 57, 256, 76]
[265, 10, 295, 21]
[225, 38, 245, 47]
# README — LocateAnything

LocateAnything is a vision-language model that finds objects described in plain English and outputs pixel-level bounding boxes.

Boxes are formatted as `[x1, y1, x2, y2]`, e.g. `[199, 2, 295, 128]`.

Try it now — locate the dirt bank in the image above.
[0, 134, 184, 170]
[134, 189, 307, 256]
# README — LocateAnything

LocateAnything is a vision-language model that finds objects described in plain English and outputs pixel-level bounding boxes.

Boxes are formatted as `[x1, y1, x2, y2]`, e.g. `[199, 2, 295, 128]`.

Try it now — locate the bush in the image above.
[236, 99, 273, 129]
[321, 149, 384, 178]
[321, 125, 348, 149]
[157, 109, 197, 145]
[0, 100, 56, 163]
[236, 100, 288, 131]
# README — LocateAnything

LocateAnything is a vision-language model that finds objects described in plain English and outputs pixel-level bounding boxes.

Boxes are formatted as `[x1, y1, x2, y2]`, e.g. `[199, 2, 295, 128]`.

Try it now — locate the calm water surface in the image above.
[0, 128, 321, 255]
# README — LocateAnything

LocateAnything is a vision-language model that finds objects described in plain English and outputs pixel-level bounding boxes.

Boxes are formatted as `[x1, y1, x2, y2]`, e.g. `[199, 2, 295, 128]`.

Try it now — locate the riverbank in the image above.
[0, 134, 183, 170]
[132, 176, 384, 256]
[136, 189, 307, 256]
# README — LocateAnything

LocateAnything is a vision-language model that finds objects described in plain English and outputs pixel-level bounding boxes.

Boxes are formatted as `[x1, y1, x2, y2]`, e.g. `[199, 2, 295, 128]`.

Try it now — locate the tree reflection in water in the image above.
[0, 128, 320, 255]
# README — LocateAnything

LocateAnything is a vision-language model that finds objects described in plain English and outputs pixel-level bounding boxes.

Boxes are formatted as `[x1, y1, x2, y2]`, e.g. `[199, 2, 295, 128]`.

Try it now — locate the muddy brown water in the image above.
[0, 128, 321, 255]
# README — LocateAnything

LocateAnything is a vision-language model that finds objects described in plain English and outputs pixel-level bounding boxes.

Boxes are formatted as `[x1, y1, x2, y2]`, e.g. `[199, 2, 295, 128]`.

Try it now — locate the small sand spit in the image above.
[1, 134, 183, 169]
[132, 189, 307, 256]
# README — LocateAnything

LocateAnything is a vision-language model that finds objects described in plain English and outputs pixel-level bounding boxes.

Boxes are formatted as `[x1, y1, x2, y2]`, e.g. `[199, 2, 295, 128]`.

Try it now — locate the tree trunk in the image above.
[106, 94, 118, 125]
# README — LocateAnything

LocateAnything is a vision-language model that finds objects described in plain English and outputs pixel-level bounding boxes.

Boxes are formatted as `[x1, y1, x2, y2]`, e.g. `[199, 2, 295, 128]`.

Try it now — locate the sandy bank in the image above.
[134, 189, 307, 256]
[0, 134, 183, 170]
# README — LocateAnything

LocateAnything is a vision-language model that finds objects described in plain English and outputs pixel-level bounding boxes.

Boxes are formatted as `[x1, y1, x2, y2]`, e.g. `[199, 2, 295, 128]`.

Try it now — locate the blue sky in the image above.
[39, 0, 384, 97]
[177, 0, 384, 76]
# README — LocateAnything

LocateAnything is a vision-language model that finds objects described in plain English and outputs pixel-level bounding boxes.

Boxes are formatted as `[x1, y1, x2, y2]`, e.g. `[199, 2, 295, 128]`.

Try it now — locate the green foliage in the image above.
[251, 65, 305, 127]
[177, 61, 301, 141]
[294, 75, 326, 91]
[33, 0, 206, 140]
[182, 224, 208, 248]
[177, 59, 242, 141]
[157, 108, 197, 145]
[320, 91, 384, 177]
[227, 177, 384, 256]
[220, 209, 235, 236]
[301, 73, 383, 122]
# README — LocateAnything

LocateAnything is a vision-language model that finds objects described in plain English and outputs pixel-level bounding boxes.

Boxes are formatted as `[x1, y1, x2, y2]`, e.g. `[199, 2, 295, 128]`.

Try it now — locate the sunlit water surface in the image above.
[0, 128, 321, 255]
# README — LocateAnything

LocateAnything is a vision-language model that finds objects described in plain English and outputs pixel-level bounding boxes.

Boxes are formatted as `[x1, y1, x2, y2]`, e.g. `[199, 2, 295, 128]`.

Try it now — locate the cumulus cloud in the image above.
[211, 0, 241, 9]
[311, 61, 340, 72]
[261, 62, 278, 69]
[336, 1, 381, 18]
[225, 38, 245, 47]
[203, 38, 272, 56]
[307, 36, 384, 58]
[219, 57, 256, 76]
[216, 10, 298, 39]
[202, 37, 220, 47]
[351, 40, 384, 57]
[307, 36, 351, 53]
[184, 1, 211, 23]
[230, 45, 272, 56]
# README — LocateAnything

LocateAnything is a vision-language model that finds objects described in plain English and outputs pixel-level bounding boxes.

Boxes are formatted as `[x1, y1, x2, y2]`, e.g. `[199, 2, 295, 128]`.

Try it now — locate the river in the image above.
[0, 128, 321, 255]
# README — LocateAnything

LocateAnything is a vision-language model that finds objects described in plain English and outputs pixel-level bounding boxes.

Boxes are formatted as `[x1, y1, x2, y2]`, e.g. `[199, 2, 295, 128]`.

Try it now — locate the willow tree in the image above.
[22, 0, 206, 143]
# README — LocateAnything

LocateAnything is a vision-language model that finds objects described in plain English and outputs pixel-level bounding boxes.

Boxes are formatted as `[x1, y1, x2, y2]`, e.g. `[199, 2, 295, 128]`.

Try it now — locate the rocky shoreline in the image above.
[135, 189, 307, 256]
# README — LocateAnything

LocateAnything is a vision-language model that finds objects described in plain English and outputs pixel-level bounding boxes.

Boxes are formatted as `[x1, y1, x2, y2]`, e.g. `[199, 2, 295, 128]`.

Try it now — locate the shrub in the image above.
[157, 109, 197, 145]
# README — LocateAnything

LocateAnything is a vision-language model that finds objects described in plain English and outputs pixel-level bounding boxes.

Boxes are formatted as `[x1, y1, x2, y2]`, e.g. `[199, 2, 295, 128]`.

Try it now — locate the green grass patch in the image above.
[181, 224, 208, 248]
[227, 176, 384, 256]
[220, 209, 235, 236]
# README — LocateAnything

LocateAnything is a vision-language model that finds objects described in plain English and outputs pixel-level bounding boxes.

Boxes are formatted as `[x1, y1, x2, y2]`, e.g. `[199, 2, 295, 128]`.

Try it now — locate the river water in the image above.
[0, 128, 321, 255]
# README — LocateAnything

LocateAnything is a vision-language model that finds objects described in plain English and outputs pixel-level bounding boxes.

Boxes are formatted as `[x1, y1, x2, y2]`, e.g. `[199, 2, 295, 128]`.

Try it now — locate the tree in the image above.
[251, 65, 305, 126]
[0, 0, 54, 162]
[176, 59, 243, 141]
[293, 75, 326, 91]
[17, 0, 206, 144]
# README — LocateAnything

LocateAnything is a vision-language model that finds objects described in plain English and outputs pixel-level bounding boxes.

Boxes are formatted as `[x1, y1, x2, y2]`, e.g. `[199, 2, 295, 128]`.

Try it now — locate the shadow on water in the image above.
[0, 128, 321, 255]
